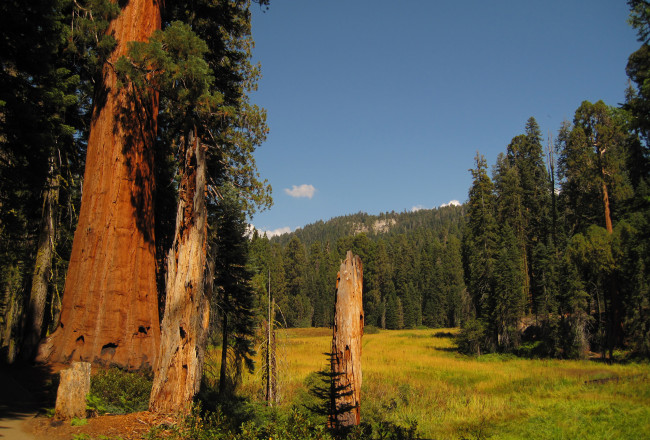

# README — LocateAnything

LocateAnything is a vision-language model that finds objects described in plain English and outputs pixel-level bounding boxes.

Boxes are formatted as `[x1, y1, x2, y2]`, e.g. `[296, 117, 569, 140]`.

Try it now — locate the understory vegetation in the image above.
[86, 367, 153, 415]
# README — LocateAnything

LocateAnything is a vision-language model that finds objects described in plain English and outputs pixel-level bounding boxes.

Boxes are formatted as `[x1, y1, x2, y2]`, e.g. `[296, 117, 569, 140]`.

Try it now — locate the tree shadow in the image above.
[0, 363, 57, 420]
[114, 83, 157, 247]
[304, 352, 356, 439]
[433, 346, 458, 353]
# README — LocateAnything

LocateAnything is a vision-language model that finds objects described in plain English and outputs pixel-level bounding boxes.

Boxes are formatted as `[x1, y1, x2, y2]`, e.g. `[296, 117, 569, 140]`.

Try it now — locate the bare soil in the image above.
[24, 411, 171, 440]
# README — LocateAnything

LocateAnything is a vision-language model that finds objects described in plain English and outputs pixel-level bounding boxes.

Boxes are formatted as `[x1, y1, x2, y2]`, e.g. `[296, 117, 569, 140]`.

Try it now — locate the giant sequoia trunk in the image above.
[330, 251, 363, 428]
[36, 0, 161, 369]
[149, 130, 209, 414]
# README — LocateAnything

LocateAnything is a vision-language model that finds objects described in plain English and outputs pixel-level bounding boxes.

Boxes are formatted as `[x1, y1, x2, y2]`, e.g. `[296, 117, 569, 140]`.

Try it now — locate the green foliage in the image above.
[456, 319, 490, 355]
[87, 367, 153, 415]
[71, 417, 88, 426]
[211, 185, 258, 395]
[463, 153, 498, 321]
[0, 0, 88, 362]
[364, 325, 381, 334]
[628, 0, 650, 44]
[491, 224, 526, 351]
[144, 399, 422, 440]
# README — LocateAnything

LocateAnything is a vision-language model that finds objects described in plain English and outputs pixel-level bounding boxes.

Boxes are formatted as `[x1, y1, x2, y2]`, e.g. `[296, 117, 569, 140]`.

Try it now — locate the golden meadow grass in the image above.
[206, 328, 650, 439]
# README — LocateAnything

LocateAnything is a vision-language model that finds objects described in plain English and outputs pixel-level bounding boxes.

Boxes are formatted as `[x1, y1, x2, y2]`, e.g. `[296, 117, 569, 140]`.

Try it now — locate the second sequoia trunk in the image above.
[149, 129, 209, 413]
[330, 251, 364, 428]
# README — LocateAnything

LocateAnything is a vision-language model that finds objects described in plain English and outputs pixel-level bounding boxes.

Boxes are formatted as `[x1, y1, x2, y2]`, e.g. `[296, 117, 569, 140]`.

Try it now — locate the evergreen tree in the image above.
[463, 153, 498, 319]
[0, 0, 94, 362]
[384, 293, 404, 330]
[493, 151, 529, 309]
[561, 101, 632, 234]
[283, 236, 312, 327]
[421, 238, 446, 328]
[441, 235, 466, 327]
[627, 0, 650, 156]
[491, 224, 526, 351]
[212, 186, 256, 395]
[504, 118, 552, 314]
[372, 239, 394, 328]
[269, 243, 288, 326]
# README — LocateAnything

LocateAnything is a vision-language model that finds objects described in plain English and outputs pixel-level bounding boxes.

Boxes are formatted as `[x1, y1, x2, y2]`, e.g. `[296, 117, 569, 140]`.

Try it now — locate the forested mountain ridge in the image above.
[268, 204, 465, 248]
[249, 204, 467, 330]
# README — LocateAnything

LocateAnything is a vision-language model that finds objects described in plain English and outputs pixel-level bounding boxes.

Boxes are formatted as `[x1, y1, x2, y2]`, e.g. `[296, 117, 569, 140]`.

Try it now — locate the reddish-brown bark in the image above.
[600, 159, 614, 234]
[331, 251, 363, 428]
[149, 130, 209, 413]
[36, 0, 161, 369]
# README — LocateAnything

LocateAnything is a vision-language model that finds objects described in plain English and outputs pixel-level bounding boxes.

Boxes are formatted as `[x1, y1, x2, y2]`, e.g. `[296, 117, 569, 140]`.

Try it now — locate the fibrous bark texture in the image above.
[331, 251, 363, 428]
[149, 132, 209, 414]
[54, 361, 91, 420]
[36, 0, 162, 369]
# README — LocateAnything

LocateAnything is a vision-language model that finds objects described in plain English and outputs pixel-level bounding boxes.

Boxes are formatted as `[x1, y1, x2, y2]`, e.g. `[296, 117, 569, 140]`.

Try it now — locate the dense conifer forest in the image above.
[248, 205, 467, 330]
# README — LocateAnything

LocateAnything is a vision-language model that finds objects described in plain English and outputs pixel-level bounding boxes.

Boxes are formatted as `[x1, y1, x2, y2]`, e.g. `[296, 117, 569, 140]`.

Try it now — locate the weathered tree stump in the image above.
[54, 361, 91, 420]
[331, 251, 363, 428]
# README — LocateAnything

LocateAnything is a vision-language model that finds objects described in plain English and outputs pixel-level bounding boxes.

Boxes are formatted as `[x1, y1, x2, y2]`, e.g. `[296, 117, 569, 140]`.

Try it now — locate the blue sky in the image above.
[248, 1, 640, 237]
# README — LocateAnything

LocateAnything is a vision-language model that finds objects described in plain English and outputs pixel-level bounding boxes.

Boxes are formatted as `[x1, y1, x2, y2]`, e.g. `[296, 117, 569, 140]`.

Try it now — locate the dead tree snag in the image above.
[149, 130, 209, 414]
[330, 251, 363, 428]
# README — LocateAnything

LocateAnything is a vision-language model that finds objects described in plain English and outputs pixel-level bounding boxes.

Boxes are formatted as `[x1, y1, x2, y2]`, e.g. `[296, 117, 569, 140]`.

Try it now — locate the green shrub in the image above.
[364, 325, 381, 334]
[456, 319, 490, 355]
[87, 367, 152, 414]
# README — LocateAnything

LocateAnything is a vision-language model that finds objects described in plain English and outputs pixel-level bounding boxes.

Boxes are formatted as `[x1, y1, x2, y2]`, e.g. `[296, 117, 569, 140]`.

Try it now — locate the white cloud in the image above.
[247, 225, 292, 238]
[440, 200, 461, 208]
[266, 226, 292, 237]
[411, 205, 426, 212]
[284, 184, 316, 199]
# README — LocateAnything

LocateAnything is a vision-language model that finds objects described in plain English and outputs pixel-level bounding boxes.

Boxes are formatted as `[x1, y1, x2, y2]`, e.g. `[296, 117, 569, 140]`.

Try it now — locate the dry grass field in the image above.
[206, 327, 650, 439]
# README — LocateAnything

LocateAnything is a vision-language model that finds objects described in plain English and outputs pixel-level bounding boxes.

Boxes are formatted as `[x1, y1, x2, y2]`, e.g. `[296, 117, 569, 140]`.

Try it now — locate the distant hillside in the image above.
[270, 204, 466, 247]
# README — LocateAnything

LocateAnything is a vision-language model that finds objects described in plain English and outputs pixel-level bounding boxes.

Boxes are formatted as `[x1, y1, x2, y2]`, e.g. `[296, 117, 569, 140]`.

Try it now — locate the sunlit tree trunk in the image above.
[331, 251, 363, 428]
[600, 162, 614, 234]
[149, 129, 209, 413]
[36, 0, 161, 369]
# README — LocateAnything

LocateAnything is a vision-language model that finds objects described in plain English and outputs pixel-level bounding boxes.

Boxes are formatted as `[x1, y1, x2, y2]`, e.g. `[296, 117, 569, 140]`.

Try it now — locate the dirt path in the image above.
[0, 364, 54, 440]
[0, 407, 38, 440]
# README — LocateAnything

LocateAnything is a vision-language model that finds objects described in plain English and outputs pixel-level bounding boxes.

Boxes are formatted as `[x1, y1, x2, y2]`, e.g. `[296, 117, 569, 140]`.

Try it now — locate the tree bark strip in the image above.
[601, 172, 613, 234]
[149, 129, 209, 414]
[36, 0, 162, 369]
[22, 154, 59, 360]
[331, 251, 363, 428]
